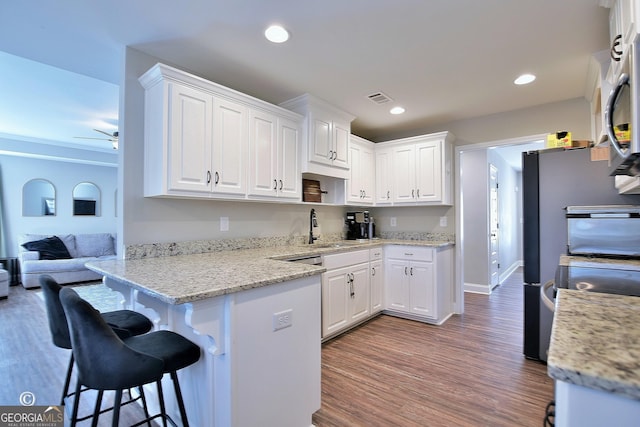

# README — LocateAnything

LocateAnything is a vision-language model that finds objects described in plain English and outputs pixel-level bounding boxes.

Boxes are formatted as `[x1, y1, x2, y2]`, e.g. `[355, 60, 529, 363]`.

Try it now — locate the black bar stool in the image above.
[39, 275, 154, 407]
[60, 286, 201, 427]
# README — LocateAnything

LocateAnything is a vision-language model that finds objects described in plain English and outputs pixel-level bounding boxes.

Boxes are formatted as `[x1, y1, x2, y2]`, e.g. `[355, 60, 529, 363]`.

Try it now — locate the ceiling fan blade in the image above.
[93, 128, 117, 138]
[74, 136, 110, 141]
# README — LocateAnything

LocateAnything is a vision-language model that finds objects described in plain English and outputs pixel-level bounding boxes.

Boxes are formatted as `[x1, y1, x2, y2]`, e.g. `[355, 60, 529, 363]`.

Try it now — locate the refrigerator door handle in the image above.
[540, 280, 555, 312]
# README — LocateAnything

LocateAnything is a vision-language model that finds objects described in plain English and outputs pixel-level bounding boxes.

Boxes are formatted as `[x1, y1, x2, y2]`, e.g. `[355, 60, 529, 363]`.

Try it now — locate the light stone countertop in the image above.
[547, 289, 640, 401]
[87, 239, 453, 305]
[559, 254, 640, 271]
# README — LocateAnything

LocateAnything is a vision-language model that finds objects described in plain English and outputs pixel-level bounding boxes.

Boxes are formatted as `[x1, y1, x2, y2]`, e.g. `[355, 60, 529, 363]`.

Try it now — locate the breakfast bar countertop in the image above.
[547, 289, 640, 401]
[86, 239, 453, 305]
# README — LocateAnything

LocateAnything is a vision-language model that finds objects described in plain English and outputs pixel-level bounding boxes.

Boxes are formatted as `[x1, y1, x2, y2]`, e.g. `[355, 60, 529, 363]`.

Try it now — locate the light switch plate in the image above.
[440, 216, 447, 227]
[220, 216, 229, 231]
[390, 217, 397, 227]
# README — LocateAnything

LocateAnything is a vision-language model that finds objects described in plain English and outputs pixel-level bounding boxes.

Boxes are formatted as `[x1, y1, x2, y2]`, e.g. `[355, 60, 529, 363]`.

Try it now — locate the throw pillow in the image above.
[74, 233, 115, 257]
[21, 236, 72, 260]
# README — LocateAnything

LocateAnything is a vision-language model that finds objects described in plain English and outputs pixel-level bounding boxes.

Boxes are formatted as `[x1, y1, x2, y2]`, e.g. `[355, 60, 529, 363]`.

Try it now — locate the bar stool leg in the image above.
[61, 354, 74, 405]
[69, 381, 82, 427]
[156, 381, 168, 427]
[138, 385, 152, 427]
[170, 371, 190, 427]
[91, 390, 103, 427]
[111, 389, 122, 427]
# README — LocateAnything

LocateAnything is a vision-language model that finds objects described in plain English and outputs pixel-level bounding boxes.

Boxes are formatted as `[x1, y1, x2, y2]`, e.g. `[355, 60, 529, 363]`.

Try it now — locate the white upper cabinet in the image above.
[248, 110, 301, 200]
[211, 97, 248, 195]
[139, 63, 301, 201]
[382, 132, 454, 206]
[375, 147, 393, 204]
[280, 94, 355, 179]
[346, 135, 375, 205]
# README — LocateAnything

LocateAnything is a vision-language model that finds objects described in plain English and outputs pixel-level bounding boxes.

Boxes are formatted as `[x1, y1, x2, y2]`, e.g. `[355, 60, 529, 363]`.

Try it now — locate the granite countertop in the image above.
[559, 254, 640, 271]
[87, 239, 453, 305]
[547, 289, 640, 401]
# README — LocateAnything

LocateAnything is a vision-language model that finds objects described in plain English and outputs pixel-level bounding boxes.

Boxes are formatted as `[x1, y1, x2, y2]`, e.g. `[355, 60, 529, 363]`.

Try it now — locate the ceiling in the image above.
[0, 0, 611, 150]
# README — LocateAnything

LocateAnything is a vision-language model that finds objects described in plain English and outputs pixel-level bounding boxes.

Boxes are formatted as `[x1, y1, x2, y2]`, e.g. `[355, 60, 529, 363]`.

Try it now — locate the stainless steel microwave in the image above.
[606, 35, 640, 176]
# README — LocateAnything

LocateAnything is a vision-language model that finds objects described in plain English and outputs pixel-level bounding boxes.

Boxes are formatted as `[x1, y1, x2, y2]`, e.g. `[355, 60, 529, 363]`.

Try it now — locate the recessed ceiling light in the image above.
[265, 25, 289, 43]
[514, 73, 536, 85]
[390, 106, 405, 115]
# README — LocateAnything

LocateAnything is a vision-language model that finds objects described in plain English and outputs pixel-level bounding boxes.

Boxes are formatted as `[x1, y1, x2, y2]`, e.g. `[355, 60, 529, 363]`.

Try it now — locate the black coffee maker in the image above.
[346, 211, 374, 240]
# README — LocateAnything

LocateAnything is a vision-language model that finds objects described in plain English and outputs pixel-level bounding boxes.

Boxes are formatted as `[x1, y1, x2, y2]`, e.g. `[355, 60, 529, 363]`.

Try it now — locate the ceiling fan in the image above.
[74, 129, 119, 149]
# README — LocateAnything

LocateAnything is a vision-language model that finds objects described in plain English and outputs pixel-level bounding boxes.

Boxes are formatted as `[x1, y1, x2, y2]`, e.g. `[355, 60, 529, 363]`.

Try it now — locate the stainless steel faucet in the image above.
[309, 208, 318, 244]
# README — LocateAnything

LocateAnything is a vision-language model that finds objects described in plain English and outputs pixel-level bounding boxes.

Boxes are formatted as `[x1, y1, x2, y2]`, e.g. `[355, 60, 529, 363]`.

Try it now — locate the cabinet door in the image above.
[322, 267, 350, 337]
[277, 117, 301, 199]
[349, 263, 371, 323]
[248, 110, 277, 198]
[370, 259, 383, 313]
[375, 148, 392, 203]
[409, 260, 436, 318]
[360, 144, 375, 204]
[212, 97, 248, 195]
[415, 141, 442, 202]
[310, 111, 332, 166]
[167, 83, 213, 193]
[385, 259, 410, 312]
[347, 142, 363, 203]
[392, 145, 416, 203]
[332, 120, 350, 169]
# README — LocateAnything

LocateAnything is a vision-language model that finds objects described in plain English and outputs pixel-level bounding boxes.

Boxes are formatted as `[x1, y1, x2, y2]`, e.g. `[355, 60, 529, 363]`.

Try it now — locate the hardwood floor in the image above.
[1, 269, 553, 426]
[312, 269, 554, 427]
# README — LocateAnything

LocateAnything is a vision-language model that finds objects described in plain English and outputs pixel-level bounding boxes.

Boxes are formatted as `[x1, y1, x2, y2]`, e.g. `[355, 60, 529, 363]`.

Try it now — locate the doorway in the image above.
[454, 135, 545, 307]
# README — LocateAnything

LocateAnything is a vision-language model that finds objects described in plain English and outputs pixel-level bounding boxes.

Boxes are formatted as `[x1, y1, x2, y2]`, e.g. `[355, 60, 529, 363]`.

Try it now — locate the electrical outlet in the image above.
[440, 216, 447, 227]
[273, 309, 293, 331]
[390, 217, 397, 227]
[220, 216, 229, 232]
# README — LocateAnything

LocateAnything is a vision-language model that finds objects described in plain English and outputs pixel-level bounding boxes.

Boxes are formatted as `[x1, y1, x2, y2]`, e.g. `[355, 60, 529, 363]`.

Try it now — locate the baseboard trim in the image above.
[464, 282, 491, 295]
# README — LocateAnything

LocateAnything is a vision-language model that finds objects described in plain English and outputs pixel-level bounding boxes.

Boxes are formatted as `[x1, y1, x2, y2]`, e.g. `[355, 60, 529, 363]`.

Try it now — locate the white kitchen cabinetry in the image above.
[373, 131, 453, 206]
[280, 94, 355, 180]
[139, 63, 301, 200]
[384, 245, 453, 325]
[211, 97, 248, 195]
[375, 147, 393, 204]
[248, 109, 301, 200]
[370, 248, 384, 314]
[389, 134, 453, 205]
[321, 250, 371, 340]
[346, 135, 375, 205]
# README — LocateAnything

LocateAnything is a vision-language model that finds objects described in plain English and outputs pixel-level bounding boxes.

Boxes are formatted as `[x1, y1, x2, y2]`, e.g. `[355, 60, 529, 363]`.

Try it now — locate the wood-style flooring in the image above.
[0, 268, 553, 426]
[312, 269, 554, 427]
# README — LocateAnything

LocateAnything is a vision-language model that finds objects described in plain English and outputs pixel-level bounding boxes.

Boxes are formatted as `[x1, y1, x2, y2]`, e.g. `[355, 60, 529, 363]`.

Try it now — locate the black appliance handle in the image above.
[605, 72, 630, 159]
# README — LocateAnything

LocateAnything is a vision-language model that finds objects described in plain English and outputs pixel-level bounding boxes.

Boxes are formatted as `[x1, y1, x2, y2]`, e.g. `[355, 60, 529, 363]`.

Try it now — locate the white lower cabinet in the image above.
[384, 245, 453, 325]
[321, 250, 370, 340]
[370, 249, 384, 314]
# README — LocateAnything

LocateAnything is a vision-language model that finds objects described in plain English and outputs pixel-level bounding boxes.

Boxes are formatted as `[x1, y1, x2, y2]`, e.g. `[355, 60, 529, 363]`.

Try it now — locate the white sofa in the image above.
[18, 233, 117, 289]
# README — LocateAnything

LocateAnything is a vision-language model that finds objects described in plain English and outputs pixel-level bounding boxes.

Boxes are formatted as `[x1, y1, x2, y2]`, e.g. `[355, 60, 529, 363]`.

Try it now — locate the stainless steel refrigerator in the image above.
[522, 147, 639, 361]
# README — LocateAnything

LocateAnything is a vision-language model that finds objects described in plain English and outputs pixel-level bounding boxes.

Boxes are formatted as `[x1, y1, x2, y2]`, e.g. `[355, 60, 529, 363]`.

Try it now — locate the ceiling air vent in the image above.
[367, 91, 393, 105]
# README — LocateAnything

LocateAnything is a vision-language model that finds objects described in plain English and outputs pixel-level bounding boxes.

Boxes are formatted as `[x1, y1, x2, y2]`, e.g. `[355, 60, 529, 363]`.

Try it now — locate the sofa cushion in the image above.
[75, 233, 115, 257]
[21, 236, 72, 260]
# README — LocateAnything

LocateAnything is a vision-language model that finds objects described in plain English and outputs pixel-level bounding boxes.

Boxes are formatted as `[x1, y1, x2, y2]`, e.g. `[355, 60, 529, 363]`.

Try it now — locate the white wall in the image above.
[460, 149, 489, 288]
[1, 153, 117, 257]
